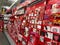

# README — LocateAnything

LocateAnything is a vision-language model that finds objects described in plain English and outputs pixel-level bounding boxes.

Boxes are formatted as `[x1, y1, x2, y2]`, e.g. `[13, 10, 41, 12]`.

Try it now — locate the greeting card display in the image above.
[46, 42, 52, 45]
[40, 36, 44, 42]
[17, 34, 23, 41]
[37, 25, 41, 29]
[6, 0, 60, 45]
[51, 26, 60, 33]
[44, 26, 51, 31]
[53, 34, 60, 42]
[45, 32, 53, 40]
[52, 41, 57, 45]
[22, 38, 27, 45]
[40, 31, 45, 36]
[37, 21, 42, 24]
[52, 3, 60, 13]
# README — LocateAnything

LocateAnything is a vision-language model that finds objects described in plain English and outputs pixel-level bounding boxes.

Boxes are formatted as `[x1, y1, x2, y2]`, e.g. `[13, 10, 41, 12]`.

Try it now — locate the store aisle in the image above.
[0, 32, 10, 45]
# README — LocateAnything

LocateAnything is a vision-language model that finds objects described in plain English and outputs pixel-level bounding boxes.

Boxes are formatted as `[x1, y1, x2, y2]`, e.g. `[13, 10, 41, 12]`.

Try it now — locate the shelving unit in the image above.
[6, 0, 60, 45]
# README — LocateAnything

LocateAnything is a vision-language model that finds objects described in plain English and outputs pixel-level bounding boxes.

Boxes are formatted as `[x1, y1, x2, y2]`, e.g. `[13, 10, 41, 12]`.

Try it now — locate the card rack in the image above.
[7, 0, 60, 45]
[41, 0, 60, 45]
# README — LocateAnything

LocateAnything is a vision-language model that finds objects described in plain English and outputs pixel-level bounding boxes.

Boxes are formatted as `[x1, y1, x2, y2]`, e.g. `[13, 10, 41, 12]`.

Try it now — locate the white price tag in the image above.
[37, 25, 41, 29]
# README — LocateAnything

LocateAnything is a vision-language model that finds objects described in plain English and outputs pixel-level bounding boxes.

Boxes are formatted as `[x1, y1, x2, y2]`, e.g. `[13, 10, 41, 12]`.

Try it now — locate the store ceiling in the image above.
[0, 0, 25, 9]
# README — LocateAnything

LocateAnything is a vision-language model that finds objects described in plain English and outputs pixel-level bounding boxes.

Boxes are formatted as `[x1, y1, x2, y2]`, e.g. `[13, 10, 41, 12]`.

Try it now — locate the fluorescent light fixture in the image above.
[2, 0, 18, 9]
